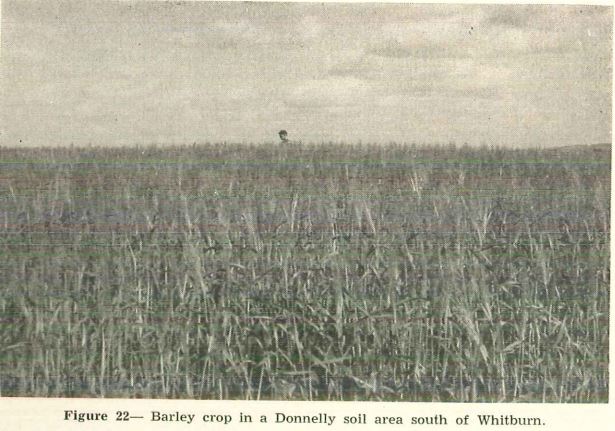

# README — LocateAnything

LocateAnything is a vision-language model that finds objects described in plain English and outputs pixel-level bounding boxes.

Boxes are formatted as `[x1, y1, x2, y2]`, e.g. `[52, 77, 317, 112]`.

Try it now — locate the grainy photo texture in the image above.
[0, 1, 610, 402]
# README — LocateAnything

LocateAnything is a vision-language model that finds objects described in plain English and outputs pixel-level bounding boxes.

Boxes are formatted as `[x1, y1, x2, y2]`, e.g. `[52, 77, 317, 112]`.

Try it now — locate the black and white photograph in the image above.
[0, 0, 610, 408]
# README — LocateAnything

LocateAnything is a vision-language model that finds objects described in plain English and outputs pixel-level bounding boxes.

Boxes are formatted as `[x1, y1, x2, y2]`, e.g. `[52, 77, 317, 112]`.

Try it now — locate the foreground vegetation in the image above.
[0, 142, 609, 401]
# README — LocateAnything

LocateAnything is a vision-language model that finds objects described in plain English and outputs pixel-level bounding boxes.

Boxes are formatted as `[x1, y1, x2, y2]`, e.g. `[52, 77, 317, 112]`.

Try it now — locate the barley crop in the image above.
[0, 142, 609, 401]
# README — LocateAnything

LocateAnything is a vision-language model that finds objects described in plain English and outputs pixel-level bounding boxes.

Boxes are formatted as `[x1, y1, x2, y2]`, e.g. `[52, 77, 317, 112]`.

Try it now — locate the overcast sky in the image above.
[1, 1, 612, 147]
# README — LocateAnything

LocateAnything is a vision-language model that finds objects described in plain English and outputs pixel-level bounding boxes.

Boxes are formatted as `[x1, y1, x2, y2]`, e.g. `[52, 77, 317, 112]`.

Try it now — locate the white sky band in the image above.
[1, 2, 611, 147]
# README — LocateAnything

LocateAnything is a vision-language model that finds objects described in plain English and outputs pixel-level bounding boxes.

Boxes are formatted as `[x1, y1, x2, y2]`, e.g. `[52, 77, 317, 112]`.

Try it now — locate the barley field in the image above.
[0, 142, 609, 402]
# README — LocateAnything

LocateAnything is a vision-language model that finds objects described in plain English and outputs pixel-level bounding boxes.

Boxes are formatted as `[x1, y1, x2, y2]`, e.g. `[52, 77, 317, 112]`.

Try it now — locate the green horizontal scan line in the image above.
[0, 242, 608, 251]
[0, 248, 607, 258]
[0, 307, 608, 317]
[0, 237, 609, 245]
[0, 243, 608, 252]
[0, 298, 608, 306]
[0, 157, 610, 164]
[0, 239, 607, 245]
[0, 192, 605, 201]
[1, 350, 608, 362]
[1, 231, 608, 235]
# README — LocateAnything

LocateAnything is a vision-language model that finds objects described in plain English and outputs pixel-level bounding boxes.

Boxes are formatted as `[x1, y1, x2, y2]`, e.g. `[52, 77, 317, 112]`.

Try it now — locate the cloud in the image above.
[296, 15, 325, 41]
[364, 6, 601, 61]
[367, 13, 480, 59]
[485, 5, 611, 30]
[483, 6, 534, 28]
[2, 2, 610, 147]
[369, 39, 468, 59]
[368, 26, 570, 60]
[287, 77, 371, 109]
